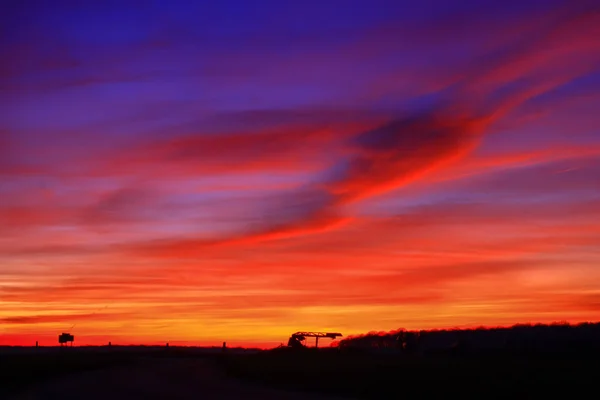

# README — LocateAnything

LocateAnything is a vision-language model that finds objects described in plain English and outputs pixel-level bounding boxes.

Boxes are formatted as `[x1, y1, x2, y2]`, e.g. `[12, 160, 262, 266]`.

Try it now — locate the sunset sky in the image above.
[1, 0, 600, 347]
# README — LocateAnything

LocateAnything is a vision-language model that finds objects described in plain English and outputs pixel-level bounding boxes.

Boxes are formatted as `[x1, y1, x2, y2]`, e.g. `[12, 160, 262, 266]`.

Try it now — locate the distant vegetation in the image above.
[335, 321, 600, 355]
[223, 322, 600, 398]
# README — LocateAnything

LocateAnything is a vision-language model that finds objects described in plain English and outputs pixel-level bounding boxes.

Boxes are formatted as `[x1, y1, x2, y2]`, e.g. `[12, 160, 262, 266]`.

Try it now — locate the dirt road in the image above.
[9, 357, 348, 400]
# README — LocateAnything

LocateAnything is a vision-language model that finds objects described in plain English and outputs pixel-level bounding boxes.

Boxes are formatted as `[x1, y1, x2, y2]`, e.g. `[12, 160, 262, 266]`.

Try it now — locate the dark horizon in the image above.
[4, 320, 600, 351]
[4, 320, 600, 399]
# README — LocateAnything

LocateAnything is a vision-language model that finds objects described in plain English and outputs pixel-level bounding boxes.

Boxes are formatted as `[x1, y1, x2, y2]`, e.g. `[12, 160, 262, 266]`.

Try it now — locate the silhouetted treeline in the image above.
[337, 322, 600, 356]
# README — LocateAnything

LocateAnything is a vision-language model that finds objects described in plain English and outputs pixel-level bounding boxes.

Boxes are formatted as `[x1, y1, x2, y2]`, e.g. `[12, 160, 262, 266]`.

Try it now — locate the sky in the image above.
[1, 0, 599, 347]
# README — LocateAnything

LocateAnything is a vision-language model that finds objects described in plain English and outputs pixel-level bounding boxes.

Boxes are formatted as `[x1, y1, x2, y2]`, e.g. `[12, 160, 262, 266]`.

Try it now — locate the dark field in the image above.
[221, 348, 600, 398]
[1, 346, 599, 399]
[0, 347, 335, 400]
[0, 347, 178, 397]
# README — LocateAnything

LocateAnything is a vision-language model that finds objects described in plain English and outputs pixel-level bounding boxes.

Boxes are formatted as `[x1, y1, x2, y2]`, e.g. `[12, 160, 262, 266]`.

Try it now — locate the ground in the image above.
[2, 347, 598, 399]
[3, 352, 345, 400]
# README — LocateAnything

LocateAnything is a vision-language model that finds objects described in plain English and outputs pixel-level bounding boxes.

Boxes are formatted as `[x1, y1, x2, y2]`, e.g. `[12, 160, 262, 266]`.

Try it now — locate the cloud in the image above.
[430, 144, 600, 185]
[329, 113, 484, 204]
[101, 3, 599, 252]
[0, 312, 125, 325]
[125, 113, 481, 255]
[128, 83, 557, 254]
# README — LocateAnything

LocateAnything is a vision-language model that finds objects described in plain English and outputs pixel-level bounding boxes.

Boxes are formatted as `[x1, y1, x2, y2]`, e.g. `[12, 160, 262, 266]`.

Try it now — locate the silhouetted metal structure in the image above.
[58, 333, 74, 347]
[287, 331, 342, 348]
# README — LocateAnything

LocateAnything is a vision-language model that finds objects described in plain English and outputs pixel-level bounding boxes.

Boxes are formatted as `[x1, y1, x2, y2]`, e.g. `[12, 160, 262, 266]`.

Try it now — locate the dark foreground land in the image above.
[1, 346, 599, 399]
[0, 347, 342, 400]
[222, 348, 600, 398]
